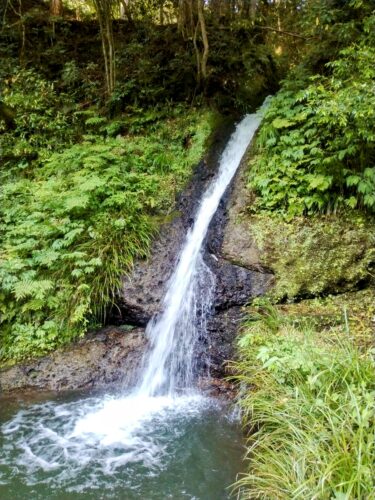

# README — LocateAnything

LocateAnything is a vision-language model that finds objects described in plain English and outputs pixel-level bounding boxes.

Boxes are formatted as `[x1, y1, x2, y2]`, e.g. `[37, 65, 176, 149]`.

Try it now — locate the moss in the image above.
[274, 289, 375, 347]
[248, 213, 375, 301]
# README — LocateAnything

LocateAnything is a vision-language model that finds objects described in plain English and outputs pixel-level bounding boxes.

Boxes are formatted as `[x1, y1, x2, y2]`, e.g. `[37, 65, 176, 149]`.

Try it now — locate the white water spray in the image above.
[137, 112, 262, 397]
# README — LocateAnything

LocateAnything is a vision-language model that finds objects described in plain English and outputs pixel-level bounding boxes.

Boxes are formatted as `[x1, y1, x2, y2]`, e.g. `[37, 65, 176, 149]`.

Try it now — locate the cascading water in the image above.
[0, 112, 263, 499]
[138, 112, 261, 397]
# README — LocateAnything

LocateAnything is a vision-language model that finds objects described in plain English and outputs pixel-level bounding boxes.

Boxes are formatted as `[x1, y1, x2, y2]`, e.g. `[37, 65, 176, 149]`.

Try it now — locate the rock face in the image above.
[116, 122, 237, 325]
[0, 327, 146, 395]
[214, 148, 264, 272]
[117, 135, 274, 378]
[0, 123, 273, 395]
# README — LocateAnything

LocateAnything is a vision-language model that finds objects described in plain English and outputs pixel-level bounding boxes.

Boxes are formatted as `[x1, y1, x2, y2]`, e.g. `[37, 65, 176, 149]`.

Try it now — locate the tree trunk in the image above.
[178, 0, 209, 87]
[193, 19, 201, 84]
[178, 0, 195, 40]
[93, 0, 116, 96]
[197, 0, 208, 82]
[160, 1, 164, 25]
[250, 0, 257, 19]
[50, 0, 63, 16]
[120, 0, 132, 22]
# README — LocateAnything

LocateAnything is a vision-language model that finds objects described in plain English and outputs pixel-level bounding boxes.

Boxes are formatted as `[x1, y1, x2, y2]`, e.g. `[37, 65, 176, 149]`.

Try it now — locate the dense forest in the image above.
[0, 0, 374, 498]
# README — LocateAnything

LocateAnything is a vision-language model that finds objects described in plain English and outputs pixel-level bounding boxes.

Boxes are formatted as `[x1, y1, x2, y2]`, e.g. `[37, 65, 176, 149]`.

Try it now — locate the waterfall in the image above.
[0, 112, 263, 493]
[137, 112, 262, 397]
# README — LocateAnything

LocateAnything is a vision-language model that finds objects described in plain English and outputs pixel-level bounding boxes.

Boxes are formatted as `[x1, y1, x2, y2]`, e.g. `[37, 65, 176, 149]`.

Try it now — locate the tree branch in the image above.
[254, 25, 315, 40]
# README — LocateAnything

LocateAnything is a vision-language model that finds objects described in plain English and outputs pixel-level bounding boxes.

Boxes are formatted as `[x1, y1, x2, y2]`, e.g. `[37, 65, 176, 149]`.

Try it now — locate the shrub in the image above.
[249, 39, 375, 216]
[0, 107, 214, 362]
[0, 68, 78, 165]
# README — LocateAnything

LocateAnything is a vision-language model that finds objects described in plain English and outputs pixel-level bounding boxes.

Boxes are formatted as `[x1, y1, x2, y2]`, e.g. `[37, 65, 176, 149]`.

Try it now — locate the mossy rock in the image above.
[247, 213, 374, 301]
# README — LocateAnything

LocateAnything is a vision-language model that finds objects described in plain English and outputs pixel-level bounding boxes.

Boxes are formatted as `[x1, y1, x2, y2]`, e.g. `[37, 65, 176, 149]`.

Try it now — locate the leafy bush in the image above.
[0, 107, 214, 362]
[231, 304, 375, 499]
[249, 39, 375, 216]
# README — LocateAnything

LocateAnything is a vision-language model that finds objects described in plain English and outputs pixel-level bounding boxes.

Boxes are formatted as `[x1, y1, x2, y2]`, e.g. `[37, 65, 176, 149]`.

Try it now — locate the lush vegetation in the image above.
[231, 3, 375, 497]
[0, 1, 374, 496]
[0, 68, 215, 362]
[0, 0, 287, 363]
[231, 299, 375, 499]
[0, 1, 278, 114]
[249, 11, 375, 217]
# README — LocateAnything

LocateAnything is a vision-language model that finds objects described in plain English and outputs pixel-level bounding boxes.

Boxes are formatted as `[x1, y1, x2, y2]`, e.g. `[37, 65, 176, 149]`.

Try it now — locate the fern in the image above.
[250, 41, 375, 216]
[13, 279, 54, 300]
[0, 106, 215, 362]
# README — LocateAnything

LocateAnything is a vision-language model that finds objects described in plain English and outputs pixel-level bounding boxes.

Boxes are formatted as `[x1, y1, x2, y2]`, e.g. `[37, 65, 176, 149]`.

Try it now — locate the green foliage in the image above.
[231, 303, 375, 499]
[61, 61, 102, 102]
[249, 31, 375, 216]
[205, 23, 277, 112]
[274, 289, 375, 349]
[0, 106, 214, 363]
[1, 1, 278, 112]
[0, 68, 78, 165]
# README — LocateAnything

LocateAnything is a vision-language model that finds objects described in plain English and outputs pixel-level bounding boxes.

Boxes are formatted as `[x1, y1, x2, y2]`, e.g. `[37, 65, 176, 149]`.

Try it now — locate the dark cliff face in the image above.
[117, 122, 273, 379]
[0, 121, 273, 395]
[115, 120, 237, 325]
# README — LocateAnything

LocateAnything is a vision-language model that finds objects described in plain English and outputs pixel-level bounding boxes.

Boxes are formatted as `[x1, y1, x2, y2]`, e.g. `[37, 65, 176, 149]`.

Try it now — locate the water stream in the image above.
[0, 112, 262, 499]
[138, 113, 261, 397]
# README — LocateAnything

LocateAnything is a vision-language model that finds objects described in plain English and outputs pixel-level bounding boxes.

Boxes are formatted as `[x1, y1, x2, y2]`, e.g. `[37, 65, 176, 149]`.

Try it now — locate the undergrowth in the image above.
[230, 303, 375, 499]
[0, 70, 216, 363]
[248, 14, 375, 217]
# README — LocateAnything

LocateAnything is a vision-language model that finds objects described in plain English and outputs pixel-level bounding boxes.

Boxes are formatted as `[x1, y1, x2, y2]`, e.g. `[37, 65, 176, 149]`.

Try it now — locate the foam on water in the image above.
[1, 393, 210, 489]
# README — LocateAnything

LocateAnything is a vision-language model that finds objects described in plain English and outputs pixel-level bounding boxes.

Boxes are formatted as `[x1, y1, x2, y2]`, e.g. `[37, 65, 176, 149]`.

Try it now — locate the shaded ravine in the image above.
[0, 113, 264, 499]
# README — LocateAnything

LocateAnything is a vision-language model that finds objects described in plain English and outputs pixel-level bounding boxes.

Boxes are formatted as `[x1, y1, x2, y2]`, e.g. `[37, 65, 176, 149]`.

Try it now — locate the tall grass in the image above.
[230, 305, 375, 499]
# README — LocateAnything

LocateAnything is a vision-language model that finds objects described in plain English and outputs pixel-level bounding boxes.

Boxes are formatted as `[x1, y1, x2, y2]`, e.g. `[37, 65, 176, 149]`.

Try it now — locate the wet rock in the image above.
[115, 128, 274, 379]
[117, 121, 235, 325]
[0, 327, 146, 395]
[198, 377, 237, 399]
[208, 256, 273, 310]
[117, 221, 181, 324]
[204, 306, 243, 378]
[217, 152, 272, 272]
[221, 218, 263, 271]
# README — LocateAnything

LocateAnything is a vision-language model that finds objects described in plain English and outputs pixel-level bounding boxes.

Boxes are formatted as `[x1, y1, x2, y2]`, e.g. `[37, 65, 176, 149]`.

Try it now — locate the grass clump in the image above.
[230, 302, 375, 499]
[276, 290, 375, 349]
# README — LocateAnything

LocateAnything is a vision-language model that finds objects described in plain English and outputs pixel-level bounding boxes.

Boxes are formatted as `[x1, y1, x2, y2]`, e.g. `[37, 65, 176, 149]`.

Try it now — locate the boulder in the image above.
[0, 327, 146, 395]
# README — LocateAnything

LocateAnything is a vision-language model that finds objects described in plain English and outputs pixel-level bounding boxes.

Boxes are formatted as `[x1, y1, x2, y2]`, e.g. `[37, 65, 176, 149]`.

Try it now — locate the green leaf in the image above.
[272, 118, 295, 129]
